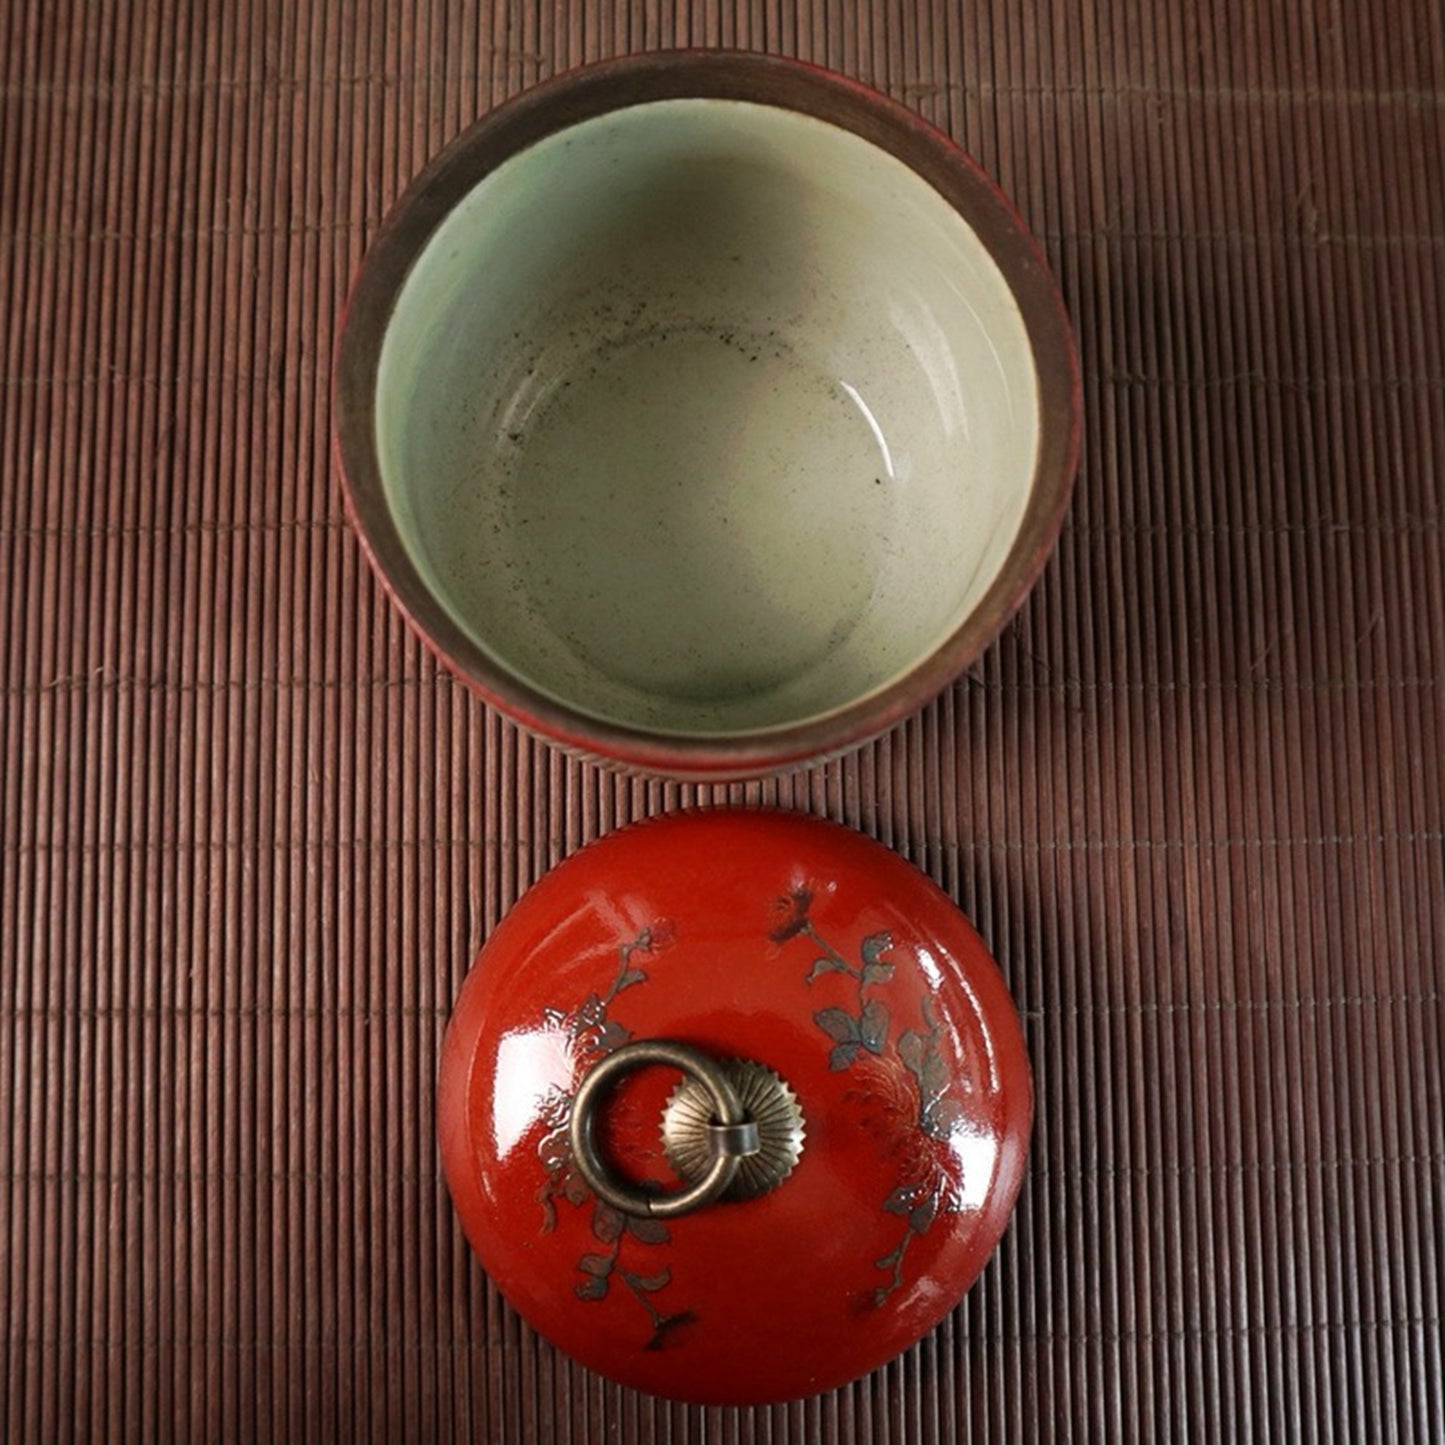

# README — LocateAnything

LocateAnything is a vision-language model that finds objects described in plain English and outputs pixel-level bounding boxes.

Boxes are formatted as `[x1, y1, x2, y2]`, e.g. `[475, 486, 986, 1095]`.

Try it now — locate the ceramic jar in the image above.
[334, 52, 1079, 779]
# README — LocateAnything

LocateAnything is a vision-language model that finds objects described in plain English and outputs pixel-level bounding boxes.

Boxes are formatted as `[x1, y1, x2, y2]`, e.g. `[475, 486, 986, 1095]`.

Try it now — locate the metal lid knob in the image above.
[569, 1041, 765, 1218]
[569, 1041, 805, 1216]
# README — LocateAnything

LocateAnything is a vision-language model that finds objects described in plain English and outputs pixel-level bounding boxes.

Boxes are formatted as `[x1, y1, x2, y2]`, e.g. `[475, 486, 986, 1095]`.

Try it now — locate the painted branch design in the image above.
[531, 922, 695, 1348]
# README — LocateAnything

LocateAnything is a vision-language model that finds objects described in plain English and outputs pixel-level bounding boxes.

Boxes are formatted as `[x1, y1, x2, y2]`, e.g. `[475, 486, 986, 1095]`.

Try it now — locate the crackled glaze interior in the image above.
[376, 98, 1039, 735]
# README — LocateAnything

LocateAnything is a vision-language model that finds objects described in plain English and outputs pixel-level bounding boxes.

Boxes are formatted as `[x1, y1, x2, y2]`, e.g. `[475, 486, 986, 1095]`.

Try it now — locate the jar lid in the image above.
[438, 810, 1032, 1404]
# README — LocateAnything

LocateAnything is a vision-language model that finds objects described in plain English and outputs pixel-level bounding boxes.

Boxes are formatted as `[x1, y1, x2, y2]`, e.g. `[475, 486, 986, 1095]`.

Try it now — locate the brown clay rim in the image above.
[333, 50, 1082, 781]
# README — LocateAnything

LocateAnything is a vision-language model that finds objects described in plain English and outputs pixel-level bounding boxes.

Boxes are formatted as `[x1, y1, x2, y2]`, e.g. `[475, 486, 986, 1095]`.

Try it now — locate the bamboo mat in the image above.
[2, 1, 1443, 1439]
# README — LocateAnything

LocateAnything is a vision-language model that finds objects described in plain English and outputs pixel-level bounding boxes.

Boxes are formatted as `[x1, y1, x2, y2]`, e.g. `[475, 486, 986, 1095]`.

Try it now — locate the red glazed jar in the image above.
[334, 53, 1080, 780]
[438, 810, 1032, 1404]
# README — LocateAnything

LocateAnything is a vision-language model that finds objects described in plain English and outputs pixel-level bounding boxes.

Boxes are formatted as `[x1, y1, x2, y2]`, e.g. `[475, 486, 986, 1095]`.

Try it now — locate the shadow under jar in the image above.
[334, 53, 1080, 779]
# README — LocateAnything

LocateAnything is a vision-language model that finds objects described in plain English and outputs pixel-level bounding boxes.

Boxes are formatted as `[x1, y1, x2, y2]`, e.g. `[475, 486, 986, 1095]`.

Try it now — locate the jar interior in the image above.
[376, 98, 1039, 736]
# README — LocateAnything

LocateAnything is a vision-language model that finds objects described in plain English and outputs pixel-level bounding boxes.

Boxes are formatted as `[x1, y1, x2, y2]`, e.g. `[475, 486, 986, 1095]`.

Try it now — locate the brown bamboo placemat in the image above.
[3, 1, 1442, 1439]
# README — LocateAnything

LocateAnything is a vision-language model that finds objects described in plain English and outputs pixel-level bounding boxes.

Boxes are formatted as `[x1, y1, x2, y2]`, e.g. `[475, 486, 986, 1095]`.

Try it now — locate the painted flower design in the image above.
[771, 886, 977, 1303]
[532, 921, 696, 1349]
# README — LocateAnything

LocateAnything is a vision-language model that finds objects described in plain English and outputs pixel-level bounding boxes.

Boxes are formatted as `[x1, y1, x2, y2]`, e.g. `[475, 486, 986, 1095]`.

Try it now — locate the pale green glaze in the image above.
[376, 99, 1038, 735]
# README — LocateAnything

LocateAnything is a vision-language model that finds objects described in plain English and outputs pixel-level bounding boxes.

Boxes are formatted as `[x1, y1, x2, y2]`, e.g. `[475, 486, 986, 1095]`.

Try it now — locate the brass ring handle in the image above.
[569, 1041, 757, 1218]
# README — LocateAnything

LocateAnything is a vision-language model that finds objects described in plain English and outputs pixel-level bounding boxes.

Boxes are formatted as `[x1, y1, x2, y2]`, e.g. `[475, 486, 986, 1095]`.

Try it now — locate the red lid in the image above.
[438, 809, 1032, 1404]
